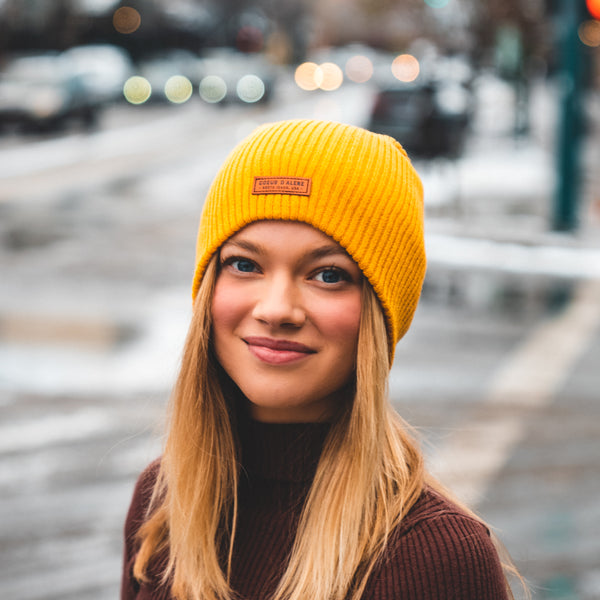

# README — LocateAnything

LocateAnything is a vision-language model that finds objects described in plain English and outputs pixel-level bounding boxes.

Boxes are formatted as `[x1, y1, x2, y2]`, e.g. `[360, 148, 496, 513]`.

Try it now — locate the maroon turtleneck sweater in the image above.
[121, 420, 509, 600]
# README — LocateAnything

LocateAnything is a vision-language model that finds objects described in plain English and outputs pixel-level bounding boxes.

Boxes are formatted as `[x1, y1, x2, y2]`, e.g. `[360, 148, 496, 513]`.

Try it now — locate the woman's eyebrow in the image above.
[221, 239, 265, 254]
[306, 245, 351, 261]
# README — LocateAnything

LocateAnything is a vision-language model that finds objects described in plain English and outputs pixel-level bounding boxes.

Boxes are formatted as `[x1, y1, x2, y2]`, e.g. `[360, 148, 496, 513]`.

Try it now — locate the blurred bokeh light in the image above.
[316, 62, 344, 91]
[236, 25, 265, 53]
[236, 74, 266, 103]
[391, 54, 420, 83]
[424, 0, 450, 7]
[113, 6, 141, 35]
[164, 75, 193, 104]
[199, 75, 228, 103]
[345, 55, 374, 83]
[586, 0, 600, 20]
[295, 62, 320, 91]
[579, 20, 600, 47]
[294, 62, 344, 91]
[123, 75, 151, 104]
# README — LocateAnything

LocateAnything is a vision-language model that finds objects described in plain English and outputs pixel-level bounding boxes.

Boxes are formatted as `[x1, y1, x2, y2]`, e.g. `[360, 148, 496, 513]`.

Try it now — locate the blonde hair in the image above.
[133, 254, 526, 600]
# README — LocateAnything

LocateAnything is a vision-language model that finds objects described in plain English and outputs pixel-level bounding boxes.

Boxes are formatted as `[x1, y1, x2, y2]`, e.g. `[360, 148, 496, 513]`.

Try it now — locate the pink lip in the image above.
[244, 336, 316, 365]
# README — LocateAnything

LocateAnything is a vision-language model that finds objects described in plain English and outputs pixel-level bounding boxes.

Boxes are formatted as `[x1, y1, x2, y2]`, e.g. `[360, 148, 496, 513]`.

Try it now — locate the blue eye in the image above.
[232, 259, 256, 273]
[315, 268, 345, 284]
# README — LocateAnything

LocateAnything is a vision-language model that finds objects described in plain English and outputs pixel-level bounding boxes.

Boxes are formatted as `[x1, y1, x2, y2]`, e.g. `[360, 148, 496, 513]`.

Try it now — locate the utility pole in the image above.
[553, 0, 586, 231]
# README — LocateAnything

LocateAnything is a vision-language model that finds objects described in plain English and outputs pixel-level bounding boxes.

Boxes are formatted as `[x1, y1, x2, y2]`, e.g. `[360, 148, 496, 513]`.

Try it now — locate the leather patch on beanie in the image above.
[252, 176, 312, 196]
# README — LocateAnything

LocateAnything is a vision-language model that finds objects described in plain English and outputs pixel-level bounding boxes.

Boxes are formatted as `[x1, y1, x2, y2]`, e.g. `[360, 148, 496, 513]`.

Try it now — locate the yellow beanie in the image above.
[192, 119, 426, 361]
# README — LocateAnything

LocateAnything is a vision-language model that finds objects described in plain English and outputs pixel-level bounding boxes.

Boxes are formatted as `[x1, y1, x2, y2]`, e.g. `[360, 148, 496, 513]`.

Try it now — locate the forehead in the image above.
[222, 220, 349, 255]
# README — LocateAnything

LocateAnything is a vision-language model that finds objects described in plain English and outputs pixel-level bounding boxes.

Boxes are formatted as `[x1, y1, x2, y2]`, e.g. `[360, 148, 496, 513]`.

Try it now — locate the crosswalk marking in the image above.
[430, 278, 600, 506]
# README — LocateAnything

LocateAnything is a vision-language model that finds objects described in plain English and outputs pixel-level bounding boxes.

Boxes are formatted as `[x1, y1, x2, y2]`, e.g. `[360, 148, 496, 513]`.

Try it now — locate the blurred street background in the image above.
[1, 0, 600, 598]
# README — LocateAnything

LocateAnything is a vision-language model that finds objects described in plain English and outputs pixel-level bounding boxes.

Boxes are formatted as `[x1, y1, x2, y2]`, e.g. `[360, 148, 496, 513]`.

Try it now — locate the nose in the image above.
[251, 273, 306, 328]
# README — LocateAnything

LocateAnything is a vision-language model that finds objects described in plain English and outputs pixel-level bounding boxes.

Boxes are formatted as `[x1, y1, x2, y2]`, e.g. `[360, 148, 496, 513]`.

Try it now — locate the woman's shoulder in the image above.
[392, 486, 498, 558]
[134, 458, 162, 493]
[124, 458, 162, 538]
[368, 487, 508, 599]
[121, 458, 165, 600]
[399, 486, 485, 533]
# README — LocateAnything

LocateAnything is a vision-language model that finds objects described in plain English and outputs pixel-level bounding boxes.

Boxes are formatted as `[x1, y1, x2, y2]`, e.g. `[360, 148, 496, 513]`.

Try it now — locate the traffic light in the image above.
[585, 0, 600, 19]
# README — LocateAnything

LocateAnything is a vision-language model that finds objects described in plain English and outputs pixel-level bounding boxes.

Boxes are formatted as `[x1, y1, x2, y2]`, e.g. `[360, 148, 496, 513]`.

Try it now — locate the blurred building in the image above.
[0, 0, 596, 94]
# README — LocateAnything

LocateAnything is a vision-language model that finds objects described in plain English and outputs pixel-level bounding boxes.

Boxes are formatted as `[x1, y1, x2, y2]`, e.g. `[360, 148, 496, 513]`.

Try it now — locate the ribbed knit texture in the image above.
[191, 120, 426, 361]
[121, 421, 509, 600]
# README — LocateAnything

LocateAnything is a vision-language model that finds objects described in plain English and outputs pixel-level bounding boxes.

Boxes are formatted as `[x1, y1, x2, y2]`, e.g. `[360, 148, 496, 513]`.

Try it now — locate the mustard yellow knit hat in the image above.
[192, 119, 426, 361]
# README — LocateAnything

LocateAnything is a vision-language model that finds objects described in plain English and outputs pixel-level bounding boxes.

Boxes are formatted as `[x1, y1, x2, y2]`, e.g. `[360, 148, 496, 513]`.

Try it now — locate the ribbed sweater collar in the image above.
[238, 419, 331, 483]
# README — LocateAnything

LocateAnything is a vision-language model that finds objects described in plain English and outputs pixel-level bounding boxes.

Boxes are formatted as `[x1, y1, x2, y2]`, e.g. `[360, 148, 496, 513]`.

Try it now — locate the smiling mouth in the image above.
[243, 336, 316, 365]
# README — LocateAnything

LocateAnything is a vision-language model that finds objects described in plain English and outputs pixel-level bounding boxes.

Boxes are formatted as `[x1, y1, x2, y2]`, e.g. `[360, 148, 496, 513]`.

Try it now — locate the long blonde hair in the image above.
[133, 253, 525, 600]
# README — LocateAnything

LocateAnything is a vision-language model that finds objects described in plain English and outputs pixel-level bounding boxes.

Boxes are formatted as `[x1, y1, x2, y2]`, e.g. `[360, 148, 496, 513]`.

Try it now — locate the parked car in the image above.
[0, 54, 102, 133]
[367, 79, 472, 159]
[62, 44, 134, 105]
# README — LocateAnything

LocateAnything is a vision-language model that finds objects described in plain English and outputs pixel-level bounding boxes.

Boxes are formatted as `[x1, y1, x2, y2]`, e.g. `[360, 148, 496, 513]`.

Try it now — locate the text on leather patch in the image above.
[252, 177, 312, 196]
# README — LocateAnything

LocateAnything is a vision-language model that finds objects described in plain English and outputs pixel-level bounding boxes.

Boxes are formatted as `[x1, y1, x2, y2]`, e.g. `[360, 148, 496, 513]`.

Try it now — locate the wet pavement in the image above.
[1, 76, 599, 599]
[396, 278, 600, 600]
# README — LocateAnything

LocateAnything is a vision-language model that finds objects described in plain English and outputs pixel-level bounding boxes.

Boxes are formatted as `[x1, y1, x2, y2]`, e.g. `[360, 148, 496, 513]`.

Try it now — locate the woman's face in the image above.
[211, 221, 363, 423]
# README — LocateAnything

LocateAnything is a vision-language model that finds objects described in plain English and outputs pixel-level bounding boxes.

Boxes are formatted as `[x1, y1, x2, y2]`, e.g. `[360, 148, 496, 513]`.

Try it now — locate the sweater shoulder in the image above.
[399, 487, 482, 533]
[121, 458, 163, 600]
[124, 458, 162, 537]
[365, 489, 509, 599]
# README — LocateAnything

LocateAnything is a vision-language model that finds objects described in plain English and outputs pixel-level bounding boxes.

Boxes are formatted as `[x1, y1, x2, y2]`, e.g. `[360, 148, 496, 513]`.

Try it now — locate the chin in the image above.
[242, 385, 350, 423]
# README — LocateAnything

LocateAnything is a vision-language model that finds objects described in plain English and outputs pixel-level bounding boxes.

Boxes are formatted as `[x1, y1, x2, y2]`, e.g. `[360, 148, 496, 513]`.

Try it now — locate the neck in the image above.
[238, 418, 331, 483]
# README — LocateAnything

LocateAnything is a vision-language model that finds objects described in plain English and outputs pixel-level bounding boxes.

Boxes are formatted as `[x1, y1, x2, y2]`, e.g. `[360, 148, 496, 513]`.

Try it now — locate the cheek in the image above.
[314, 294, 362, 348]
[211, 279, 246, 337]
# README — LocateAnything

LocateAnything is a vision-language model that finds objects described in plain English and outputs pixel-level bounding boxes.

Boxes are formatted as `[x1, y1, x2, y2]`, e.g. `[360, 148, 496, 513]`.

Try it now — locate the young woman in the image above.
[121, 119, 525, 600]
